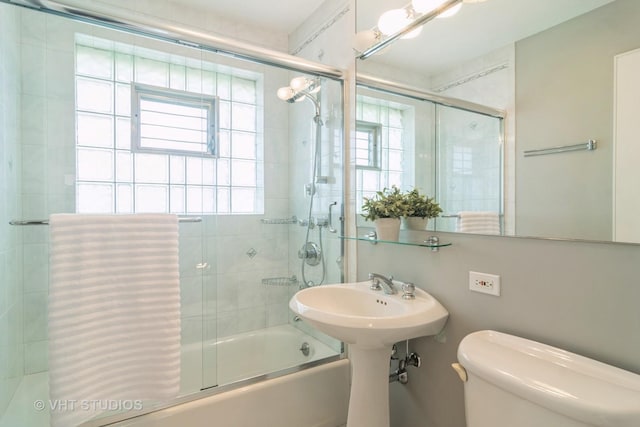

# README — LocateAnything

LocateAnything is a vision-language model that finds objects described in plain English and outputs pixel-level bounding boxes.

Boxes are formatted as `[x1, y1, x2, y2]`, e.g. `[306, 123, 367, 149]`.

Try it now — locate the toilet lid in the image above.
[458, 330, 640, 427]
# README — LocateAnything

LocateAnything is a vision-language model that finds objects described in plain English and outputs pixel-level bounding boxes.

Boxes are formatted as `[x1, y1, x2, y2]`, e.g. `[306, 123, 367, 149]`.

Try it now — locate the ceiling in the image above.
[184, 0, 326, 34]
[172, 0, 614, 75]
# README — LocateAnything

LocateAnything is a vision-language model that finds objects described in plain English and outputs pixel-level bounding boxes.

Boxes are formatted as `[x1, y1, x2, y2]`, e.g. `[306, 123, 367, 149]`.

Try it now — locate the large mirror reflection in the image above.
[355, 0, 640, 244]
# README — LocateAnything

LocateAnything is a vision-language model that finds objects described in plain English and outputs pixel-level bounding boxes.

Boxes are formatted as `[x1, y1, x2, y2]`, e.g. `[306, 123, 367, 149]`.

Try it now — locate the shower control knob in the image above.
[298, 242, 322, 266]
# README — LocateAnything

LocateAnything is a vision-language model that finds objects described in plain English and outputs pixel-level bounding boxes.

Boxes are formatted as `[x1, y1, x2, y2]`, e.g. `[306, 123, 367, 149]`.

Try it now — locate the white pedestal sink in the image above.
[289, 280, 449, 427]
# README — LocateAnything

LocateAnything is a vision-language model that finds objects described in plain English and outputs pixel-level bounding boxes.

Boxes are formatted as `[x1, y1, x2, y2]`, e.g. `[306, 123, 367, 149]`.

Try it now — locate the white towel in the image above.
[48, 214, 181, 427]
[456, 211, 501, 235]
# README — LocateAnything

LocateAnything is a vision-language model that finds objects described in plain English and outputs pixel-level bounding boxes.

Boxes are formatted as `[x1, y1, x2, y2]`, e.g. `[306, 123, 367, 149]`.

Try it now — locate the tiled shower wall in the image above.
[430, 45, 515, 234]
[0, 3, 24, 416]
[17, 7, 294, 377]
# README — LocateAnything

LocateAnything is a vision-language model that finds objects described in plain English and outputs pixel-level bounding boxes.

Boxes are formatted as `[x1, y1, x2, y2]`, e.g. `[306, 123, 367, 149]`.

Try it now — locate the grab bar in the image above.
[328, 201, 338, 233]
[9, 216, 202, 226]
[523, 139, 596, 157]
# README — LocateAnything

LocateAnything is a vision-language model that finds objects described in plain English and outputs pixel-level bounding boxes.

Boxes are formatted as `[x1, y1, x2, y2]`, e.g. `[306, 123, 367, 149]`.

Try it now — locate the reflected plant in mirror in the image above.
[403, 188, 442, 231]
[355, 0, 640, 244]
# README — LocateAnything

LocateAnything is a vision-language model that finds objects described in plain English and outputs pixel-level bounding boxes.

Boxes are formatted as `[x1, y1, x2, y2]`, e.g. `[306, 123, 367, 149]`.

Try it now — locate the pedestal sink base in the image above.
[288, 281, 449, 427]
[347, 346, 392, 427]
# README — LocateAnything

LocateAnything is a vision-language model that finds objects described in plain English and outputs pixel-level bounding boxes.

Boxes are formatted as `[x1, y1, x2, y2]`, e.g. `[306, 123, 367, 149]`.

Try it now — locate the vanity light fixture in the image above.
[277, 76, 321, 103]
[359, 0, 483, 60]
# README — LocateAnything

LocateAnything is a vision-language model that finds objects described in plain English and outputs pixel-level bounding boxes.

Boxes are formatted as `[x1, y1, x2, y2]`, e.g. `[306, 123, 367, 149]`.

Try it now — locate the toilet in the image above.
[454, 330, 640, 427]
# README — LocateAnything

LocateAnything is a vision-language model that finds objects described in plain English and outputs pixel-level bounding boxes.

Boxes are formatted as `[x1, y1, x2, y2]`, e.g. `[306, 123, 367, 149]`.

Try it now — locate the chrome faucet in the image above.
[368, 273, 398, 295]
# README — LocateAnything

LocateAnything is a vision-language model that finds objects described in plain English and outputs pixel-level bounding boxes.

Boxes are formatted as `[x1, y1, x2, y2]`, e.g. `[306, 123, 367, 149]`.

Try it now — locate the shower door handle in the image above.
[328, 202, 338, 233]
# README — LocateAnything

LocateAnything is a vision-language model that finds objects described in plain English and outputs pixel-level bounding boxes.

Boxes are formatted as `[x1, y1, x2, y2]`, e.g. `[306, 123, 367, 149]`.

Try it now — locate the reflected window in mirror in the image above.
[355, 121, 382, 169]
[355, 95, 415, 215]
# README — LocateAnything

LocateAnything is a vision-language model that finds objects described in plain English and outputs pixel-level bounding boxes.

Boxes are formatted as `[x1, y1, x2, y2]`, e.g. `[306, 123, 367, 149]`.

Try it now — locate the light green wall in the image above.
[359, 233, 640, 427]
[515, 0, 640, 240]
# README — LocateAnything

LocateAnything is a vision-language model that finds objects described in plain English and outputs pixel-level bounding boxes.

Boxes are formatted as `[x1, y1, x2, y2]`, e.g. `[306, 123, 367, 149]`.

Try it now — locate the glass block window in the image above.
[75, 35, 263, 215]
[355, 120, 381, 169]
[452, 146, 473, 175]
[355, 96, 409, 213]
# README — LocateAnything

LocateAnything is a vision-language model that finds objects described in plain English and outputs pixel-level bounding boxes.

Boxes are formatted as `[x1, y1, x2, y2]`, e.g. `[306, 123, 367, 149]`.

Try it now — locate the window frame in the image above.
[131, 83, 219, 158]
[355, 120, 382, 170]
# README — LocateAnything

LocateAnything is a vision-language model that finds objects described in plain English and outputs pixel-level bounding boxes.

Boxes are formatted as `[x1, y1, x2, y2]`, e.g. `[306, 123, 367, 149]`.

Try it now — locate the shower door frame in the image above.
[1, 1, 350, 425]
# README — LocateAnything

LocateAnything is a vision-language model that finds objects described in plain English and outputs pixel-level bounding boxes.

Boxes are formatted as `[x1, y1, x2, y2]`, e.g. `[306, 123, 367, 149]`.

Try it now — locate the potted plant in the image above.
[361, 186, 407, 241]
[402, 188, 442, 230]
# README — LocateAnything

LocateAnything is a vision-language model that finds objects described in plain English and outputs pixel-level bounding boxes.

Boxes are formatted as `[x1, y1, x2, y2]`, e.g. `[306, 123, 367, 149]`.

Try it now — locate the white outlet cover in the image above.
[469, 271, 501, 296]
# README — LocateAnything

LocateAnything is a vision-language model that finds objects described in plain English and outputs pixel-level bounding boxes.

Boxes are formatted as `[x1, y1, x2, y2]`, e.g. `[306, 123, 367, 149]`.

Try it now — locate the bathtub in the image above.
[1, 325, 346, 427]
[102, 324, 349, 427]
[181, 323, 341, 389]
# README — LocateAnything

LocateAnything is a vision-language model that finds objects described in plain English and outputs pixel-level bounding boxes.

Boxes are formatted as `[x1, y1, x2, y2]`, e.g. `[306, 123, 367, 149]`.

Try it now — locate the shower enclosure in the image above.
[0, 2, 344, 426]
[355, 78, 504, 234]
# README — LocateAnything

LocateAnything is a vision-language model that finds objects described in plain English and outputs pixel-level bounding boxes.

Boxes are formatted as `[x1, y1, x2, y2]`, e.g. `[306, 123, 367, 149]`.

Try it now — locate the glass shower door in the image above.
[435, 105, 503, 233]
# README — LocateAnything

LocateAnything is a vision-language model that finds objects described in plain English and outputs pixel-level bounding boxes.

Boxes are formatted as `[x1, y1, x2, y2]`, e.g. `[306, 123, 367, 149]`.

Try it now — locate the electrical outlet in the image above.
[469, 271, 500, 296]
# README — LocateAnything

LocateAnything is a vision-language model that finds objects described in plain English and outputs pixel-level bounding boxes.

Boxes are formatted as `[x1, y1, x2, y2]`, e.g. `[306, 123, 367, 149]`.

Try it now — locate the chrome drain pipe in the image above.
[389, 342, 421, 385]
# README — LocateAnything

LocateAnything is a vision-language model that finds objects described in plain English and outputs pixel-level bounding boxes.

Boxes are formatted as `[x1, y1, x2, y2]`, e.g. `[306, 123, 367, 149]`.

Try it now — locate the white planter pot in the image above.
[403, 217, 429, 231]
[374, 218, 401, 241]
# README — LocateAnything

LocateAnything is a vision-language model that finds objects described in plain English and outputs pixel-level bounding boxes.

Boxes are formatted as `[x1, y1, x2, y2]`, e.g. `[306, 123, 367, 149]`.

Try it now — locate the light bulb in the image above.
[411, 0, 444, 14]
[377, 8, 423, 39]
[353, 30, 379, 54]
[377, 9, 408, 35]
[290, 76, 309, 91]
[277, 86, 294, 101]
[411, 0, 462, 18]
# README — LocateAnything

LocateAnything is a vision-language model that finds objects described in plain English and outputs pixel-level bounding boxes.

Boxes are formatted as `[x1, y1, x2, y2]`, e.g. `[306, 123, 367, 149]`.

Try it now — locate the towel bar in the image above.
[9, 216, 202, 225]
[523, 139, 596, 157]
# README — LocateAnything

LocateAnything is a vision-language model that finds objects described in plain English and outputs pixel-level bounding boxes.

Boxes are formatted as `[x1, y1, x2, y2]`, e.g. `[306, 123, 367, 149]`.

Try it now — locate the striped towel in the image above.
[456, 211, 501, 235]
[48, 214, 181, 427]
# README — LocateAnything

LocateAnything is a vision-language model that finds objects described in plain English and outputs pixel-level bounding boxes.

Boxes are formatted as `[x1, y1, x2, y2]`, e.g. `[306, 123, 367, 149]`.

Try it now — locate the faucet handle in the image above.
[402, 282, 416, 300]
[368, 273, 380, 290]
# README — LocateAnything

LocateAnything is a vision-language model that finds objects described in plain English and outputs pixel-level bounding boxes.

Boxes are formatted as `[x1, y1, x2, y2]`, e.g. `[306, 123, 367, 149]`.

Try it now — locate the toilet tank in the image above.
[457, 330, 640, 427]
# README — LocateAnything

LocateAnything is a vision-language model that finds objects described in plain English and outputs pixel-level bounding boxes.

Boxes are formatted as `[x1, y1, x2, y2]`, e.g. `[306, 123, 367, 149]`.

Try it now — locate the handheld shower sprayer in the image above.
[277, 76, 326, 288]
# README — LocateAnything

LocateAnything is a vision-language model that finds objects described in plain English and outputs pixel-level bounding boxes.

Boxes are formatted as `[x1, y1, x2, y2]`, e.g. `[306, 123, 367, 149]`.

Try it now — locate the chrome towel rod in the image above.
[9, 217, 202, 226]
[523, 139, 597, 157]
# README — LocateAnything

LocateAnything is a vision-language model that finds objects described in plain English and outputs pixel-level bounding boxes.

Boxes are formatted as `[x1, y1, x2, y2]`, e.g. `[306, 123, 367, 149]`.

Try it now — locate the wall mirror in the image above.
[354, 0, 640, 244]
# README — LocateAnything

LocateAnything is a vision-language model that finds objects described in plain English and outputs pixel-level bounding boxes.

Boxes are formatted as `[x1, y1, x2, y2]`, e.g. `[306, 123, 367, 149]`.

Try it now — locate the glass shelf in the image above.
[341, 234, 452, 251]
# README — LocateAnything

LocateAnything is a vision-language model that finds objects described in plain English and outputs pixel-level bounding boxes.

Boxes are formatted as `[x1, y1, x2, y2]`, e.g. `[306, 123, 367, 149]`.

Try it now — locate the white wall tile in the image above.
[180, 275, 203, 318]
[180, 315, 203, 345]
[23, 291, 47, 342]
[21, 144, 46, 195]
[20, 43, 46, 97]
[23, 244, 48, 293]
[236, 306, 266, 333]
[23, 340, 47, 375]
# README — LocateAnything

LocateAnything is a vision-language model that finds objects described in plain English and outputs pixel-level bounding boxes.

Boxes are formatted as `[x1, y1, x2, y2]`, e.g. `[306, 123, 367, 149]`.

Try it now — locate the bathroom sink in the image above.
[290, 280, 449, 427]
[289, 280, 449, 347]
